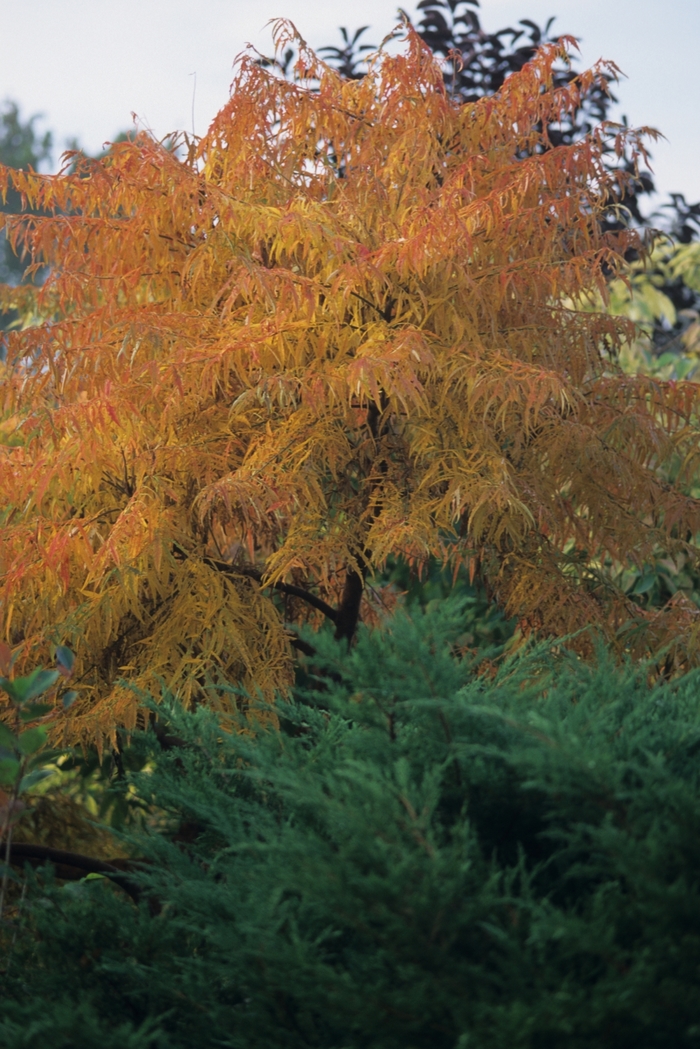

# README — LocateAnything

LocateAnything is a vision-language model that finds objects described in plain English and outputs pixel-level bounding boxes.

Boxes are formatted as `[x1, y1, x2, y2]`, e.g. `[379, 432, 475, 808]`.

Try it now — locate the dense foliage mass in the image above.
[1, 8, 700, 1043]
[319, 2, 700, 378]
[2, 603, 700, 1047]
[3, 23, 700, 746]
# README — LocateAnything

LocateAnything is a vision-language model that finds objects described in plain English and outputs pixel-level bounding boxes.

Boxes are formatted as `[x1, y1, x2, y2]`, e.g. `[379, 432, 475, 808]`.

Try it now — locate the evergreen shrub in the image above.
[3, 601, 700, 1048]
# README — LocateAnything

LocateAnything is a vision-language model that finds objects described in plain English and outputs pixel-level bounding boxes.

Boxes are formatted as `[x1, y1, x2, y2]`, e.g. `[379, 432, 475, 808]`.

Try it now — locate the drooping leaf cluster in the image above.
[295, 1, 613, 145]
[411, 0, 609, 138]
[1, 24, 700, 747]
[317, 2, 700, 355]
[508, 0, 700, 607]
[405, 2, 700, 367]
[3, 602, 700, 1047]
[304, 2, 658, 227]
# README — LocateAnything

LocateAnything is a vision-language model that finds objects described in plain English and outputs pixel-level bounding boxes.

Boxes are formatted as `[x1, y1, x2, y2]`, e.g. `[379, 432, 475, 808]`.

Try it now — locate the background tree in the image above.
[0, 101, 52, 331]
[1, 23, 699, 747]
[565, 238, 700, 618]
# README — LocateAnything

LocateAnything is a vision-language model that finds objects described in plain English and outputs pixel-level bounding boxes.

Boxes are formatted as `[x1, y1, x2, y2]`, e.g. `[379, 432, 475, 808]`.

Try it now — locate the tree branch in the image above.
[331, 390, 391, 643]
[172, 544, 338, 624]
[0, 842, 142, 902]
[287, 633, 317, 656]
[228, 563, 338, 622]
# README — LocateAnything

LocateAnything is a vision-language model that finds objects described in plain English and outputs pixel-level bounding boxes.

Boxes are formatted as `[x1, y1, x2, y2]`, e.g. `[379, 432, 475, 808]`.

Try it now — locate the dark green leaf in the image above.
[0, 675, 21, 703]
[61, 690, 78, 709]
[632, 572, 657, 596]
[19, 767, 55, 793]
[55, 645, 75, 673]
[11, 668, 60, 703]
[0, 722, 16, 749]
[17, 725, 48, 755]
[20, 702, 54, 721]
[0, 756, 21, 785]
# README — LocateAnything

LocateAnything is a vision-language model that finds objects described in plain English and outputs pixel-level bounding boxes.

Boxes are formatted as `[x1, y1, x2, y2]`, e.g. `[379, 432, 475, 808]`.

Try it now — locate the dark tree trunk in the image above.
[333, 568, 365, 643]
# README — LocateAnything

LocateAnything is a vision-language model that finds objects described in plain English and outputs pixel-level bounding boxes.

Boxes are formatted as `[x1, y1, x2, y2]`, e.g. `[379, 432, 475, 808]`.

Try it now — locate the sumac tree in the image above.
[1, 23, 699, 746]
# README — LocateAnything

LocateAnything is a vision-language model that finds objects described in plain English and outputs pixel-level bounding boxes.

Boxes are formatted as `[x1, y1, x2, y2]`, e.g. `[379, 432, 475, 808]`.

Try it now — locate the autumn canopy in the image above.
[2, 22, 700, 746]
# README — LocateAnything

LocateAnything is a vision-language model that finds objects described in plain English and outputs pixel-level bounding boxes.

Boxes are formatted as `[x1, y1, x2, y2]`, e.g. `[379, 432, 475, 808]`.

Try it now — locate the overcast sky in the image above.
[2, 0, 699, 210]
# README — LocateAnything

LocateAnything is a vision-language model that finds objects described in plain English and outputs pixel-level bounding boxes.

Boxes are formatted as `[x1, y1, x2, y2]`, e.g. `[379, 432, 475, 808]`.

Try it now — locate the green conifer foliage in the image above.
[3, 603, 700, 1048]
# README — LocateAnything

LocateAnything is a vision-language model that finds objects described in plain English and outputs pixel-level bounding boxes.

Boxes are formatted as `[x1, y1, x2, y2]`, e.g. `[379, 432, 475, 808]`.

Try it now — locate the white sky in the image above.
[2, 0, 699, 210]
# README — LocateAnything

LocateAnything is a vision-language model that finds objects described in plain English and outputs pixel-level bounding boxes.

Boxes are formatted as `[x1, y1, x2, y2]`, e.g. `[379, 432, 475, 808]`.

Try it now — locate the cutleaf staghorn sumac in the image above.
[1, 22, 699, 747]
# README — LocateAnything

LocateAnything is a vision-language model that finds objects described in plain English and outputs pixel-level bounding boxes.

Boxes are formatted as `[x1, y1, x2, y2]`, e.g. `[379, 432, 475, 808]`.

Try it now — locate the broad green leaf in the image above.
[670, 242, 700, 291]
[6, 668, 60, 704]
[17, 725, 48, 755]
[19, 767, 55, 793]
[0, 757, 21, 785]
[0, 723, 16, 749]
[62, 690, 78, 709]
[632, 573, 657, 596]
[20, 702, 53, 721]
[0, 676, 20, 703]
[55, 646, 75, 673]
[637, 282, 676, 327]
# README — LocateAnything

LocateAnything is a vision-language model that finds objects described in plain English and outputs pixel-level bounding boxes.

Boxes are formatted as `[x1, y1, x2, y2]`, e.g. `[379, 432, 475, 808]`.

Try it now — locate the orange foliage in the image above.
[1, 22, 700, 746]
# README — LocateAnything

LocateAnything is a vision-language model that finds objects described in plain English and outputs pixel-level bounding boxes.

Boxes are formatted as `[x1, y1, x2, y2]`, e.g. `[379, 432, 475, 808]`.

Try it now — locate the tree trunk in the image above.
[333, 568, 364, 643]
